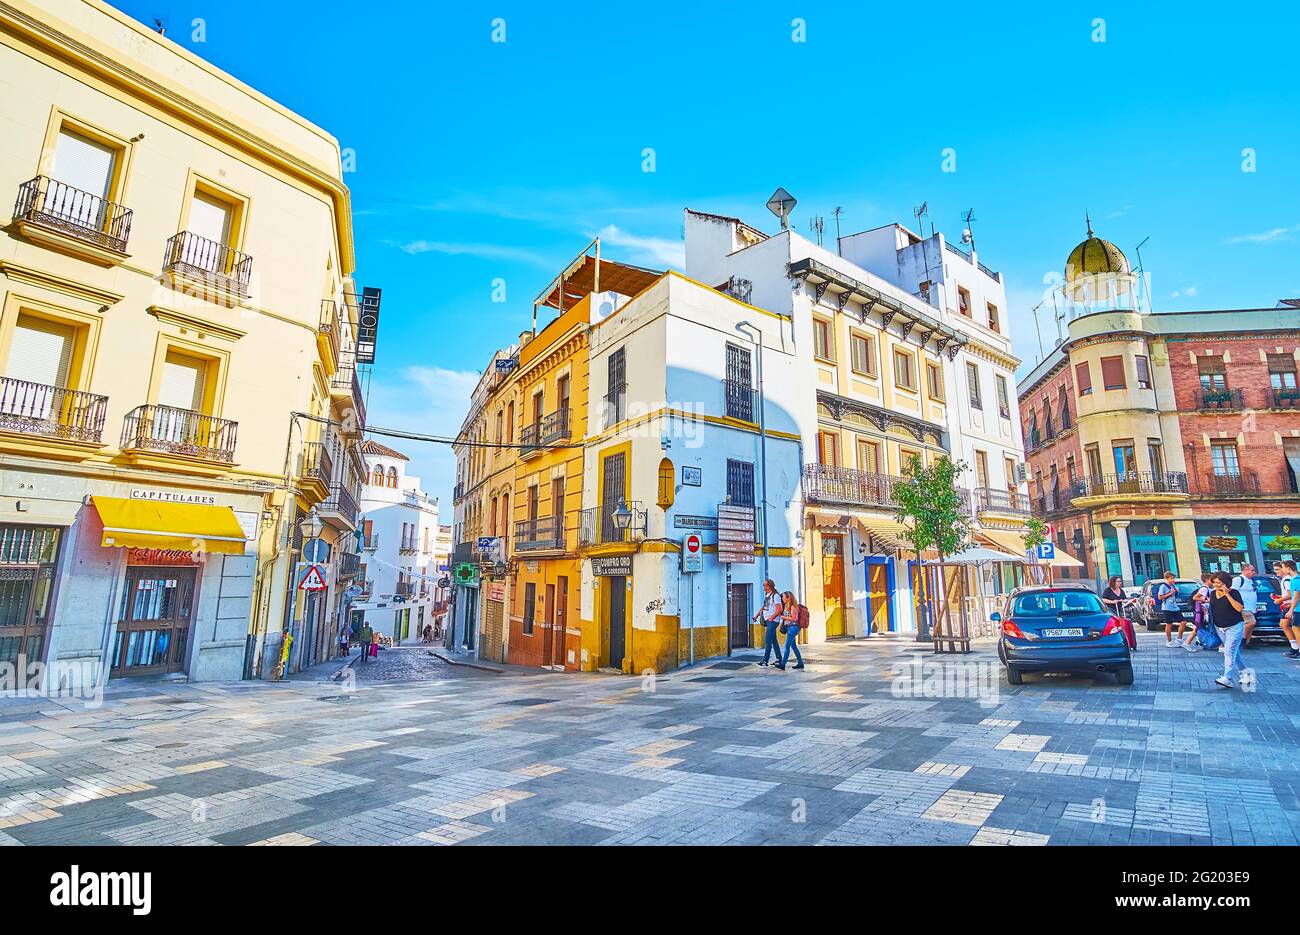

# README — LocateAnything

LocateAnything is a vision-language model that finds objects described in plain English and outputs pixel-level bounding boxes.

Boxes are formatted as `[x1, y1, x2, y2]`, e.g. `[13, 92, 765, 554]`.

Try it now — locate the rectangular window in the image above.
[1085, 444, 1102, 479]
[1197, 354, 1226, 391]
[975, 450, 989, 488]
[1004, 456, 1018, 488]
[926, 362, 944, 400]
[966, 362, 982, 410]
[189, 190, 234, 247]
[606, 347, 626, 426]
[817, 431, 838, 467]
[1268, 353, 1297, 389]
[1100, 356, 1126, 390]
[958, 286, 971, 318]
[1135, 354, 1151, 390]
[986, 302, 1000, 333]
[158, 352, 207, 412]
[850, 333, 876, 376]
[893, 348, 915, 390]
[724, 343, 754, 421]
[726, 458, 755, 507]
[1210, 442, 1240, 476]
[1148, 440, 1165, 477]
[995, 374, 1010, 418]
[1075, 361, 1093, 396]
[899, 448, 922, 474]
[813, 318, 833, 361]
[1112, 442, 1136, 476]
[522, 582, 536, 636]
[857, 439, 880, 474]
[7, 315, 75, 389]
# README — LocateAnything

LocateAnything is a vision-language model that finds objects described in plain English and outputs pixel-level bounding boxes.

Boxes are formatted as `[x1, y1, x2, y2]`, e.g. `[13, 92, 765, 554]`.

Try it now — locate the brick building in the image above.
[1018, 224, 1300, 587]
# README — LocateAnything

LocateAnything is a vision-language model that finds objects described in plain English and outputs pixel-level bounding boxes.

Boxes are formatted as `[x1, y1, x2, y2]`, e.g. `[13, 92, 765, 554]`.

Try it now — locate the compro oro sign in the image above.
[716, 504, 756, 564]
[681, 533, 703, 573]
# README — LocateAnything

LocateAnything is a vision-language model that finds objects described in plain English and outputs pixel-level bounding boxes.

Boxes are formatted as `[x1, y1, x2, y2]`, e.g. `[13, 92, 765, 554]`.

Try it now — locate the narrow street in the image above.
[3, 632, 1298, 846]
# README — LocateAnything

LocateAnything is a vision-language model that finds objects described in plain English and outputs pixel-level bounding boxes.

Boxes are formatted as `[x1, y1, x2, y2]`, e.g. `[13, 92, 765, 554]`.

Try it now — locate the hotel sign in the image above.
[355, 287, 382, 365]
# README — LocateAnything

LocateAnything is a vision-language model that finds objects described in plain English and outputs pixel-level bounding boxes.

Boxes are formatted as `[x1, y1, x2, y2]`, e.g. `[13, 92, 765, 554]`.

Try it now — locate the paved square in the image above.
[3, 633, 1300, 845]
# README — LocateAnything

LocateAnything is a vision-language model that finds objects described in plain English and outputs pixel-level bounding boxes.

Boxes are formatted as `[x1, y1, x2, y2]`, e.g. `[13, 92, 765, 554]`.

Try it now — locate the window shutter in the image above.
[7, 317, 74, 388]
[52, 129, 115, 199]
[159, 354, 206, 411]
[1075, 361, 1093, 394]
[1100, 356, 1126, 389]
[189, 191, 232, 245]
[1135, 355, 1151, 387]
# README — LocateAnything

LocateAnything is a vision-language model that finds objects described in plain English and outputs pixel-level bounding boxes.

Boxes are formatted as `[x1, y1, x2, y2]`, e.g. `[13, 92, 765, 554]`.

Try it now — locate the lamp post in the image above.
[610, 498, 633, 535]
[287, 506, 326, 675]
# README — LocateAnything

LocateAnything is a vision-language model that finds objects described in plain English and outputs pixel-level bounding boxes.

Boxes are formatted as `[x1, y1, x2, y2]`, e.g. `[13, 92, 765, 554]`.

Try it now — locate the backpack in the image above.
[796, 604, 810, 629]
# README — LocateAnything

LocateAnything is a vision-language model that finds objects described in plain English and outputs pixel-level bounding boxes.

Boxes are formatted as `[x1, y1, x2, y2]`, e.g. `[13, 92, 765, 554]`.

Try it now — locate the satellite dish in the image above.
[962, 228, 973, 244]
[766, 187, 797, 230]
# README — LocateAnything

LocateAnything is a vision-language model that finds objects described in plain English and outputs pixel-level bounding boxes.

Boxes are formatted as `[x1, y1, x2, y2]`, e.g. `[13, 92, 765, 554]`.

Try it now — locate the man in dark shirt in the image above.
[1211, 572, 1246, 689]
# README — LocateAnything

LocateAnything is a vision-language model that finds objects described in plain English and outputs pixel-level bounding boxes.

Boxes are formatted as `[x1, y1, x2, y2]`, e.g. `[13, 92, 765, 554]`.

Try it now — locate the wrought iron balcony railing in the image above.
[318, 299, 342, 364]
[724, 379, 755, 422]
[1271, 387, 1300, 409]
[322, 483, 359, 523]
[337, 550, 360, 578]
[1198, 387, 1244, 410]
[802, 464, 901, 509]
[975, 486, 1032, 516]
[362, 534, 380, 550]
[163, 231, 253, 296]
[395, 581, 415, 598]
[579, 500, 647, 547]
[521, 408, 571, 454]
[121, 404, 237, 462]
[14, 176, 133, 254]
[330, 358, 366, 430]
[515, 516, 565, 551]
[0, 377, 108, 443]
[1069, 471, 1189, 500]
[300, 441, 333, 488]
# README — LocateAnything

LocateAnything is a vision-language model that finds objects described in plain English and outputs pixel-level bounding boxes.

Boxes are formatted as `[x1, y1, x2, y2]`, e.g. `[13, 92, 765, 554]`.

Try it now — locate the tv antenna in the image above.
[153, 17, 167, 35]
[961, 208, 977, 251]
[913, 202, 932, 285]
[1133, 236, 1153, 312]
[766, 187, 797, 230]
[809, 215, 825, 247]
[832, 206, 844, 254]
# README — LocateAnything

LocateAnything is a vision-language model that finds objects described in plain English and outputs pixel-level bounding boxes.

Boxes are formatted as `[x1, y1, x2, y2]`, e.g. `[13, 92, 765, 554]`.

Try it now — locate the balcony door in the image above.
[51, 129, 116, 229]
[189, 191, 233, 252]
[600, 452, 626, 542]
[4, 316, 76, 428]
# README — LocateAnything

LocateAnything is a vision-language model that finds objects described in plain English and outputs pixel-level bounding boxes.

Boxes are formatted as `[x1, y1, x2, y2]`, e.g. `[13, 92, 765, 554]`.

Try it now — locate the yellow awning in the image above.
[979, 529, 1084, 568]
[93, 496, 248, 555]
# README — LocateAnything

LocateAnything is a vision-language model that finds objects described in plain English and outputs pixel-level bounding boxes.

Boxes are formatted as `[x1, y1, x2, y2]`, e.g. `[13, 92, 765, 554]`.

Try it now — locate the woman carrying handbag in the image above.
[774, 591, 806, 671]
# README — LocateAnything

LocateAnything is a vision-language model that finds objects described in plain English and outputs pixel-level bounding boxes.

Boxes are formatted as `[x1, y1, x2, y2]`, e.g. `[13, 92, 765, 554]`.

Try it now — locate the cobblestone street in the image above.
[4, 631, 1300, 846]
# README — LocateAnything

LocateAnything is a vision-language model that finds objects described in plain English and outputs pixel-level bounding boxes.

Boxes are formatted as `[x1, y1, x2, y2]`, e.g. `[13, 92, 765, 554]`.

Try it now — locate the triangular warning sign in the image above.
[298, 564, 327, 590]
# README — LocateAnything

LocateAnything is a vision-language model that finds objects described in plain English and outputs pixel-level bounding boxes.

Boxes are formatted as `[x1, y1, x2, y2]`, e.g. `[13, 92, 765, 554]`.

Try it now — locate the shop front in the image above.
[1195, 521, 1253, 577]
[1260, 520, 1300, 570]
[1104, 523, 1182, 585]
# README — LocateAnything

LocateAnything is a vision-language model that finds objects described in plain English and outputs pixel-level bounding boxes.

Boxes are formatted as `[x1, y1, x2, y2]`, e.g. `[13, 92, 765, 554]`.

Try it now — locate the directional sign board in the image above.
[716, 504, 756, 564]
[296, 562, 328, 591]
[681, 533, 703, 573]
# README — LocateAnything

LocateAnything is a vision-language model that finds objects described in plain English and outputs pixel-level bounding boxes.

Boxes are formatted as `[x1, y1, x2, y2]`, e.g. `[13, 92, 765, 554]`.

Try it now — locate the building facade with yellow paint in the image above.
[0, 0, 369, 682]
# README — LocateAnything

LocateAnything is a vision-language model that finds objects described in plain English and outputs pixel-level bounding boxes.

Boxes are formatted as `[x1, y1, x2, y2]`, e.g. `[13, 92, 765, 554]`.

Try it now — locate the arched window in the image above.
[387, 466, 398, 488]
[372, 465, 384, 486]
[501, 493, 509, 539]
[657, 458, 675, 509]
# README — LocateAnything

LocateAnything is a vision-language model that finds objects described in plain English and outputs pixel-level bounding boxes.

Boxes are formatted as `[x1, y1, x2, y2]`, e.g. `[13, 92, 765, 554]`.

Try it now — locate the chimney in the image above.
[518, 330, 532, 348]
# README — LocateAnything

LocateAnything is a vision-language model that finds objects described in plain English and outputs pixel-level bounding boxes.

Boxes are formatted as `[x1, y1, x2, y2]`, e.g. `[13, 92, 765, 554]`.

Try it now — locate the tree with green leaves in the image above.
[1021, 517, 1049, 584]
[893, 455, 972, 642]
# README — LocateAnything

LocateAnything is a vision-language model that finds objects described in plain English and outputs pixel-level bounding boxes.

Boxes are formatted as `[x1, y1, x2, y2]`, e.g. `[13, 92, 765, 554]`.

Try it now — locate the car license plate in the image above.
[1043, 627, 1084, 638]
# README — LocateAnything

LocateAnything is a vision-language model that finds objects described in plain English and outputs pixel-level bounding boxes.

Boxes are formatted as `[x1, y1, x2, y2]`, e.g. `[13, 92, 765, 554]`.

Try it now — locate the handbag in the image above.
[778, 622, 789, 634]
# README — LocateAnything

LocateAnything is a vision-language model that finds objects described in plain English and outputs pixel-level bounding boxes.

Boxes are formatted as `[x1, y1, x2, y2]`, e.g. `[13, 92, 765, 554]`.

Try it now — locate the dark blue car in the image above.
[1246, 574, 1285, 645]
[994, 585, 1134, 686]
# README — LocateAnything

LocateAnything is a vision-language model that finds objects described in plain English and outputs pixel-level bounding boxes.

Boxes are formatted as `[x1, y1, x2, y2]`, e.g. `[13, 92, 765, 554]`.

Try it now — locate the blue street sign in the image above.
[1037, 542, 1056, 560]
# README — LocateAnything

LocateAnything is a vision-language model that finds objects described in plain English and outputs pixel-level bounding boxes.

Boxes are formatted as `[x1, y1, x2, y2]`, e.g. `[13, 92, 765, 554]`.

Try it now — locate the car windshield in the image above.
[1011, 591, 1105, 617]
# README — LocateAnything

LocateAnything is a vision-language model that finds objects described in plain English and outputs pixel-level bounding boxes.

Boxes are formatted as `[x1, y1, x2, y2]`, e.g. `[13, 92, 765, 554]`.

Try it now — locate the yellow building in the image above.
[0, 0, 367, 682]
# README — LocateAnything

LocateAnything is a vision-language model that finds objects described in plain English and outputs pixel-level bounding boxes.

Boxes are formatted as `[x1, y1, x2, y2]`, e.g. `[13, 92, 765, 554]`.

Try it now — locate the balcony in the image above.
[1070, 471, 1189, 501]
[521, 408, 570, 456]
[395, 581, 415, 599]
[515, 516, 565, 552]
[14, 176, 133, 259]
[317, 300, 342, 370]
[1192, 470, 1299, 498]
[724, 379, 756, 422]
[1271, 387, 1300, 409]
[802, 464, 900, 509]
[120, 404, 237, 463]
[337, 550, 360, 579]
[975, 486, 1032, 517]
[320, 483, 359, 528]
[298, 441, 333, 500]
[162, 231, 252, 299]
[329, 358, 366, 434]
[362, 533, 380, 551]
[1197, 387, 1244, 411]
[579, 500, 647, 548]
[1034, 488, 1070, 516]
[399, 536, 418, 555]
[453, 482, 465, 502]
[0, 377, 108, 445]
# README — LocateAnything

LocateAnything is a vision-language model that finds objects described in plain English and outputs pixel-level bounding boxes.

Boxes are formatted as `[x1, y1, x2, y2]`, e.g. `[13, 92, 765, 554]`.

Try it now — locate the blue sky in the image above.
[118, 1, 1300, 507]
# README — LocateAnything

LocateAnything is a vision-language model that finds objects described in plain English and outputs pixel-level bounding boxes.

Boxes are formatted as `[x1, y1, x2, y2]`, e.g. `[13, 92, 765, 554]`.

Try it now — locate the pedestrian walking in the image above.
[1211, 571, 1247, 690]
[358, 621, 373, 663]
[1275, 560, 1298, 659]
[1231, 563, 1259, 646]
[1158, 572, 1183, 648]
[773, 590, 806, 671]
[337, 621, 350, 658]
[1100, 576, 1137, 650]
[753, 579, 783, 667]
[1183, 573, 1214, 652]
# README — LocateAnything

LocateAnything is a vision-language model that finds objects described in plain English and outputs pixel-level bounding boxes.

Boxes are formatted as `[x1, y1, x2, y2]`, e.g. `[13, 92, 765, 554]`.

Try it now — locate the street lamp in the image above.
[610, 498, 633, 532]
[299, 506, 324, 542]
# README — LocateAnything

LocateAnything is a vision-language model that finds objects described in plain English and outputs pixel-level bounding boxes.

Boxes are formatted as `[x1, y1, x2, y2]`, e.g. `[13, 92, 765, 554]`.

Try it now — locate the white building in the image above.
[352, 440, 441, 644]
[685, 206, 1029, 640]
[580, 271, 803, 672]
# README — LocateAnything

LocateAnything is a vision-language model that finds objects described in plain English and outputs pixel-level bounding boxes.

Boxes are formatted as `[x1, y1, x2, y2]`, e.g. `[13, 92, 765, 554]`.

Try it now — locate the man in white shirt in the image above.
[753, 579, 783, 667]
[1230, 564, 1258, 642]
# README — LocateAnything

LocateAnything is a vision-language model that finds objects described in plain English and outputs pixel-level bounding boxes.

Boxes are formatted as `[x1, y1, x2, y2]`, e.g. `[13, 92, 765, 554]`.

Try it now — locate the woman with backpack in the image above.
[774, 590, 806, 671]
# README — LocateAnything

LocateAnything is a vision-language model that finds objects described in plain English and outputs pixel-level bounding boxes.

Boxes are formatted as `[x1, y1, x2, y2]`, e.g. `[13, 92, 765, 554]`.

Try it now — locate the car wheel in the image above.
[1116, 665, 1134, 686]
[1006, 666, 1023, 686]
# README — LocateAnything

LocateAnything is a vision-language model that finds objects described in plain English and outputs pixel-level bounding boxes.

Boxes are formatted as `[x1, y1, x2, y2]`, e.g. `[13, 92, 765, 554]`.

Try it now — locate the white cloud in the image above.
[362, 365, 481, 512]
[386, 239, 550, 266]
[1169, 285, 1200, 299]
[592, 224, 684, 269]
[1225, 224, 1300, 245]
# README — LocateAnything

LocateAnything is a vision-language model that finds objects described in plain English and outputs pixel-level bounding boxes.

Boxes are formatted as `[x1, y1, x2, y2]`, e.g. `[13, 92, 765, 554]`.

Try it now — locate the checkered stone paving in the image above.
[4, 630, 1300, 845]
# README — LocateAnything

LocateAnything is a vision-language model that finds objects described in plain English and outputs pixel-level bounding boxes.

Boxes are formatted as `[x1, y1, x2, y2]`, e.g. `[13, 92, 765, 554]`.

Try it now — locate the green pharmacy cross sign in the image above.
[453, 562, 479, 585]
